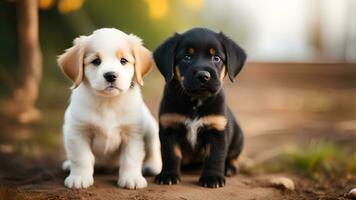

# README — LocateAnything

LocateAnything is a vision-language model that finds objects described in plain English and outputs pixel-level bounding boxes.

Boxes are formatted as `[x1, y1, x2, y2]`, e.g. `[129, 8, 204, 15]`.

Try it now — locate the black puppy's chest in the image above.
[180, 103, 209, 147]
[162, 95, 226, 147]
[174, 108, 218, 162]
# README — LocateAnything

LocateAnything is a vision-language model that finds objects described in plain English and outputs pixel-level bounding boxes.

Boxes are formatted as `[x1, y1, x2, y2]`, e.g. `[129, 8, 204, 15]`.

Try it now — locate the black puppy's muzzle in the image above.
[183, 67, 221, 97]
[195, 71, 211, 83]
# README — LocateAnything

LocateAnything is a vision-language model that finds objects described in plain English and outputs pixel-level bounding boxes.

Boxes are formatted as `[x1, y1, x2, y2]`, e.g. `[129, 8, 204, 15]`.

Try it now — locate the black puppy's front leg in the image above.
[199, 130, 227, 188]
[155, 127, 181, 185]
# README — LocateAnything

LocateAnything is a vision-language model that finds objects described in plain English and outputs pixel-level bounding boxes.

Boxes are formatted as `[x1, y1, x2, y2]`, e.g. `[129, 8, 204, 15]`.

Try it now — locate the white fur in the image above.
[61, 28, 162, 189]
[185, 118, 204, 148]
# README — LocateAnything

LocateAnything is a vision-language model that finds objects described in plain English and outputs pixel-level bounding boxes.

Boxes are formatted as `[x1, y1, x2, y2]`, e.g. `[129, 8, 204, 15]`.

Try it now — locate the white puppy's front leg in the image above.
[63, 127, 95, 189]
[143, 115, 162, 175]
[118, 132, 147, 189]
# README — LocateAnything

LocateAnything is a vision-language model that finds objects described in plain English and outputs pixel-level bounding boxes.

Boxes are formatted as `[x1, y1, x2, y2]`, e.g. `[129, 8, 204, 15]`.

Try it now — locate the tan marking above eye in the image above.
[116, 50, 123, 60]
[209, 48, 216, 55]
[116, 50, 134, 64]
[84, 53, 100, 65]
[188, 47, 195, 54]
[160, 113, 187, 128]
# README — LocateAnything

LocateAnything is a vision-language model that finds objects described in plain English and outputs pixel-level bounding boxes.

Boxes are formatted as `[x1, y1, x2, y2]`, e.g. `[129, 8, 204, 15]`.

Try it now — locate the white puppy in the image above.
[57, 28, 162, 189]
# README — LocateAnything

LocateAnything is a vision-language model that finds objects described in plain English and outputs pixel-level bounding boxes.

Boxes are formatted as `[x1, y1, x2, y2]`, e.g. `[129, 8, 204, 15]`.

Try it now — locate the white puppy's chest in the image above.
[91, 126, 121, 156]
[88, 108, 136, 156]
[67, 85, 145, 163]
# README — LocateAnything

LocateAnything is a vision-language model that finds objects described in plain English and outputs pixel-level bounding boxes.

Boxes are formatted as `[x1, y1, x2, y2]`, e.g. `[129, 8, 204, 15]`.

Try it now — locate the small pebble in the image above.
[269, 177, 295, 191]
[347, 188, 356, 200]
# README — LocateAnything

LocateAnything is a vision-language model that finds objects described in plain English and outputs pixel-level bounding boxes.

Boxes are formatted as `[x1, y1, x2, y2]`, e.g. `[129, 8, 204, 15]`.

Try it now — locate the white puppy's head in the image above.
[57, 28, 153, 97]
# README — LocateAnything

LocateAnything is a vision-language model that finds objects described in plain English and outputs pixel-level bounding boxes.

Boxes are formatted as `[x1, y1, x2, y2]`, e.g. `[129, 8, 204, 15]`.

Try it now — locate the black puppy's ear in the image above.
[153, 33, 180, 82]
[218, 32, 247, 82]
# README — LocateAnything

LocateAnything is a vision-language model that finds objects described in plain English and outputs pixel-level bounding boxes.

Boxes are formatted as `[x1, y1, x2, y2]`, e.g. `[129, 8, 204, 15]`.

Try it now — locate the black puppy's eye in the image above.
[182, 55, 192, 63]
[212, 55, 221, 63]
[120, 58, 128, 65]
[91, 58, 101, 66]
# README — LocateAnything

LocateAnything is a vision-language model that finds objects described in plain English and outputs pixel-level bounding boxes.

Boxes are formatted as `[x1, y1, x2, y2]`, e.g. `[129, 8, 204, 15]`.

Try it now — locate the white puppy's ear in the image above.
[129, 34, 153, 86]
[57, 36, 88, 89]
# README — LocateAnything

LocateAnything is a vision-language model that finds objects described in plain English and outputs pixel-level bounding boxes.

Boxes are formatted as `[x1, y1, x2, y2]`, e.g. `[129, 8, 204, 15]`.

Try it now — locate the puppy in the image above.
[57, 28, 162, 189]
[153, 28, 246, 188]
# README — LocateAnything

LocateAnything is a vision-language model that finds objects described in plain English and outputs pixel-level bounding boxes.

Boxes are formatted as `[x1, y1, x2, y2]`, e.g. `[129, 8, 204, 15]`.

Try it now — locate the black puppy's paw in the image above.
[225, 162, 238, 177]
[199, 175, 225, 188]
[155, 173, 180, 185]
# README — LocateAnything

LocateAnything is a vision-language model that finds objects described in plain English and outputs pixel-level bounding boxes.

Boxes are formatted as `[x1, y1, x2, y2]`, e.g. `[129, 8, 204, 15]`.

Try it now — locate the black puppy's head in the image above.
[154, 28, 246, 97]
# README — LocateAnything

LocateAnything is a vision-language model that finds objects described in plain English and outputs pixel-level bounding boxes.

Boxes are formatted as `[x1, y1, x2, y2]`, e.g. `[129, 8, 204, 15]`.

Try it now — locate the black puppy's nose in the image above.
[104, 72, 117, 82]
[195, 71, 211, 83]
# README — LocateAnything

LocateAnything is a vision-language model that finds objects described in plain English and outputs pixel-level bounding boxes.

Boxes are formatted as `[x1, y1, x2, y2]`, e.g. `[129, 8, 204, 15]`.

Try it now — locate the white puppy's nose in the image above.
[104, 72, 117, 83]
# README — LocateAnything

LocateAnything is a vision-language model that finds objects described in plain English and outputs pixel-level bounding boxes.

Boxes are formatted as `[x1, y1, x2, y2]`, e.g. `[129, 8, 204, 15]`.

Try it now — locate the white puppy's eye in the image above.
[120, 58, 128, 65]
[91, 58, 101, 66]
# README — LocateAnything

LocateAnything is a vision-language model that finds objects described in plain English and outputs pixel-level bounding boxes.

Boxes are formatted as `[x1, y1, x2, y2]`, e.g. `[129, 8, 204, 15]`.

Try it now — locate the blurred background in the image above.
[0, 0, 355, 199]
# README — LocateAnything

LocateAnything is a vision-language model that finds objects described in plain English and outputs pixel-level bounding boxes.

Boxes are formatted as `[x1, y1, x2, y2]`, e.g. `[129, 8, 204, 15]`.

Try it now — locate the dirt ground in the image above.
[0, 63, 355, 200]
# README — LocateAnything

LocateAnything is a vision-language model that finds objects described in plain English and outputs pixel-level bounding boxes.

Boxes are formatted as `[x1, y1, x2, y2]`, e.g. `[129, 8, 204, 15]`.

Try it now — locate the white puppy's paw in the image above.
[117, 175, 147, 189]
[142, 159, 162, 176]
[64, 174, 94, 189]
[62, 160, 71, 171]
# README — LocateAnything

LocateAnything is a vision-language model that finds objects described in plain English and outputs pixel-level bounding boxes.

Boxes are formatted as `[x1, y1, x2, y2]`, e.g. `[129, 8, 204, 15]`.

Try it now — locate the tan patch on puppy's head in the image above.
[128, 34, 153, 86]
[209, 48, 216, 55]
[57, 36, 88, 89]
[188, 47, 195, 54]
[116, 50, 134, 64]
[116, 51, 123, 60]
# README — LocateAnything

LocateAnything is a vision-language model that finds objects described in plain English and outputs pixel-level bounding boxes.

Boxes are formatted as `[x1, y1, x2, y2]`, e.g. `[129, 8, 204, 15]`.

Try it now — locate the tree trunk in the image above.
[6, 0, 42, 123]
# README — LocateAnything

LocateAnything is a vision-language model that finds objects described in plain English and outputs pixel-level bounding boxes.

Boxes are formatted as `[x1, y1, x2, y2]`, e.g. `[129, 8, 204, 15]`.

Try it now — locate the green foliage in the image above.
[348, 154, 356, 175]
[253, 142, 356, 181]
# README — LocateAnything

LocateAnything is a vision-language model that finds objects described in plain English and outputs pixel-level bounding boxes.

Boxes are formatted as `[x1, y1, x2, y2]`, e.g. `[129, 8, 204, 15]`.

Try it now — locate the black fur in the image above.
[154, 28, 246, 188]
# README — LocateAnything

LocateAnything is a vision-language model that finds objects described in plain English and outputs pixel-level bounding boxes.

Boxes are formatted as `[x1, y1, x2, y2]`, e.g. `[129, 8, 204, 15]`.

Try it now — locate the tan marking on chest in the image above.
[160, 113, 187, 128]
[160, 113, 227, 147]
[201, 115, 227, 131]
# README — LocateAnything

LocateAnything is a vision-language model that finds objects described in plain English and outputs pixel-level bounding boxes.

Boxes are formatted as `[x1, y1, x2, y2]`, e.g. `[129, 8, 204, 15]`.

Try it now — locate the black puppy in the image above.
[153, 28, 246, 188]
